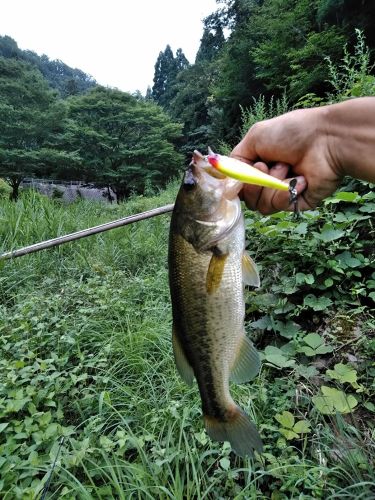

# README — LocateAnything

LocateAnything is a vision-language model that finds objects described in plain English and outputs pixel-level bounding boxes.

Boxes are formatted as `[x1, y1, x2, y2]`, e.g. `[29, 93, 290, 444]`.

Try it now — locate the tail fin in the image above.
[204, 406, 263, 457]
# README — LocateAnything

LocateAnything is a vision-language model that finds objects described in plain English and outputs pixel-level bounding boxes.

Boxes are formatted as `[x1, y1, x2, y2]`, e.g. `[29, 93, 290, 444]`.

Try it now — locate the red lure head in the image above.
[207, 154, 220, 169]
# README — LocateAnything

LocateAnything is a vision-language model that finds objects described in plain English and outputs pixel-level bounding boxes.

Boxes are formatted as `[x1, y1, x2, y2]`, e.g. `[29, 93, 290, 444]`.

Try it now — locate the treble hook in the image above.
[289, 178, 300, 220]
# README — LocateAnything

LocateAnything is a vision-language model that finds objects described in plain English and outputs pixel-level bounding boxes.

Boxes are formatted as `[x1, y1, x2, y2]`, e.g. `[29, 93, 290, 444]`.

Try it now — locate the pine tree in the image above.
[151, 45, 189, 109]
[152, 45, 176, 106]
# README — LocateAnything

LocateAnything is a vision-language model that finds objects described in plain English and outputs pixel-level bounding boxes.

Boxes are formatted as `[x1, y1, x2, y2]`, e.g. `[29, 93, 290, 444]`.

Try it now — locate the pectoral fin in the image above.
[172, 325, 194, 386]
[242, 252, 260, 287]
[206, 252, 228, 294]
[230, 335, 261, 383]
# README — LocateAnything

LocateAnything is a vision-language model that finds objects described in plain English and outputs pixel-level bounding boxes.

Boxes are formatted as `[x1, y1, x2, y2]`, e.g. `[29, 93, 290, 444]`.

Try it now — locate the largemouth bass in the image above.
[168, 150, 263, 457]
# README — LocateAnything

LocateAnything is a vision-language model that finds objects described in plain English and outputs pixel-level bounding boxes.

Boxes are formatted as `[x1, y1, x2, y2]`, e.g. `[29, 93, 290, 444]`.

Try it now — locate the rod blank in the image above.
[0, 203, 175, 261]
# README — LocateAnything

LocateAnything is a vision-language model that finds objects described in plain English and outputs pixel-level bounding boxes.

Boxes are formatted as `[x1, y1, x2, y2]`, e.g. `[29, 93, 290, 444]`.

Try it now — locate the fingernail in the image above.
[296, 176, 306, 188]
[271, 162, 289, 171]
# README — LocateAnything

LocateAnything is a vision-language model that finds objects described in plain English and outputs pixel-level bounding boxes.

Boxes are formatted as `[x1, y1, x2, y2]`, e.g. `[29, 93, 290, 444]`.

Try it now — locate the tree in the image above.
[195, 11, 226, 63]
[152, 45, 176, 106]
[0, 57, 76, 200]
[65, 87, 183, 202]
[151, 46, 189, 109]
[0, 36, 97, 97]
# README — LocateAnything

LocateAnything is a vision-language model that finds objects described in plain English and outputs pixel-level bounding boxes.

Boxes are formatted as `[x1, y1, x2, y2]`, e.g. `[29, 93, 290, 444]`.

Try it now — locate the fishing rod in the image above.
[0, 203, 175, 261]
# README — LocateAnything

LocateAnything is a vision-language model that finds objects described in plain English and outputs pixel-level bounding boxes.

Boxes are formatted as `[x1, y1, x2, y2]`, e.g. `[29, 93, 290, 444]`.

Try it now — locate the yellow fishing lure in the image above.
[207, 150, 289, 191]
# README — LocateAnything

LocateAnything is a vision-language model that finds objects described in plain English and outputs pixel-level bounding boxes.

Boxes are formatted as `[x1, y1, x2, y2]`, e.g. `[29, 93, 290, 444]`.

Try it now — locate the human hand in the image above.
[231, 107, 343, 214]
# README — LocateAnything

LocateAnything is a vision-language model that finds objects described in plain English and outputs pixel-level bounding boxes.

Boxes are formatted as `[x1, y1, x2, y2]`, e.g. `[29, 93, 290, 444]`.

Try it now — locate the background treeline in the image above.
[0, 37, 183, 202]
[1, 0, 375, 201]
[150, 0, 375, 148]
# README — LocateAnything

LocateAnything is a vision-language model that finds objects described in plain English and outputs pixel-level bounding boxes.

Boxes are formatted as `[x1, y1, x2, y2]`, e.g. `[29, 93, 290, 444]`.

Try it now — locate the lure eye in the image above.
[183, 169, 196, 191]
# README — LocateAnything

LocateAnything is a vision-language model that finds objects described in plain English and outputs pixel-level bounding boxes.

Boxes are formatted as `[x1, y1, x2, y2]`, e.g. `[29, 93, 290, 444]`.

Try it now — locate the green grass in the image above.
[0, 185, 374, 499]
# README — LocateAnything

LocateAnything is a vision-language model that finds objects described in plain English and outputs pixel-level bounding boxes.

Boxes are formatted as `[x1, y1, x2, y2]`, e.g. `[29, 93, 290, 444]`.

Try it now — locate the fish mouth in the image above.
[188, 149, 243, 202]
[192, 150, 226, 180]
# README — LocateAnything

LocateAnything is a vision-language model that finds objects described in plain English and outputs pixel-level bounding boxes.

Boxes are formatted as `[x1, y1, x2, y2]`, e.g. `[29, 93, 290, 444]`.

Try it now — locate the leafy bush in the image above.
[297, 29, 375, 108]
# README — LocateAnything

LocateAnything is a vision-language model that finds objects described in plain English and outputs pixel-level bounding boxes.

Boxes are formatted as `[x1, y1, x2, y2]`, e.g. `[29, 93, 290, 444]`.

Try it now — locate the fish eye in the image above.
[183, 169, 196, 191]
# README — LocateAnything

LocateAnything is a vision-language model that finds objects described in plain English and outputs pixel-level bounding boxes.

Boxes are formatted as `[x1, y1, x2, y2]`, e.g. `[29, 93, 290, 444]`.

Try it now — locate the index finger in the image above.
[231, 139, 257, 164]
[231, 122, 265, 163]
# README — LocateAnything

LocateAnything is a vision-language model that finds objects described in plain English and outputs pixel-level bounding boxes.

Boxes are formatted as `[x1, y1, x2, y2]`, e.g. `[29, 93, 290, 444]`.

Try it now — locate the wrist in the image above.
[318, 104, 347, 179]
[323, 97, 375, 182]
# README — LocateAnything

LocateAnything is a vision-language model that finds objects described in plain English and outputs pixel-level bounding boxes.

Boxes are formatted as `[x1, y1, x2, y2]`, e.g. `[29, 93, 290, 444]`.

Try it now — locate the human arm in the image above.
[232, 97, 375, 214]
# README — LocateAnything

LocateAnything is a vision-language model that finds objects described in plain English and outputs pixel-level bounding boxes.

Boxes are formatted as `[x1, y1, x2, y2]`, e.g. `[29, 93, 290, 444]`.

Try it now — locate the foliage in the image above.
[151, 45, 189, 109]
[326, 29, 375, 100]
[0, 57, 78, 200]
[274, 411, 311, 440]
[151, 0, 375, 144]
[65, 86, 183, 201]
[240, 94, 289, 136]
[0, 35, 96, 97]
[165, 15, 227, 154]
[0, 179, 11, 199]
[195, 11, 226, 64]
[0, 180, 374, 497]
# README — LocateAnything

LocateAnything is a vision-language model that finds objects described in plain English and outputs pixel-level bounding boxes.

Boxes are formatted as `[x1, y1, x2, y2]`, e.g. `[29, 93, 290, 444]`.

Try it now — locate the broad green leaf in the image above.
[334, 192, 359, 202]
[279, 428, 299, 440]
[303, 333, 323, 349]
[251, 316, 273, 330]
[219, 457, 231, 470]
[274, 411, 294, 429]
[280, 341, 297, 356]
[303, 295, 332, 311]
[293, 420, 311, 434]
[294, 222, 308, 234]
[0, 422, 9, 432]
[312, 395, 335, 415]
[318, 227, 345, 242]
[299, 346, 318, 357]
[321, 386, 358, 413]
[295, 272, 307, 284]
[364, 401, 375, 413]
[336, 251, 362, 268]
[326, 363, 358, 385]
[45, 423, 58, 439]
[295, 364, 319, 379]
[315, 345, 334, 355]
[39, 411, 52, 427]
[274, 320, 301, 339]
[28, 450, 39, 466]
[359, 202, 375, 213]
[264, 346, 295, 368]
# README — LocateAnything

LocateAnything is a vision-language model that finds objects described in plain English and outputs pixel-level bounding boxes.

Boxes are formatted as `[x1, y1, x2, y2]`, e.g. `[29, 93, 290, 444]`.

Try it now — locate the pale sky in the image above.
[0, 0, 219, 94]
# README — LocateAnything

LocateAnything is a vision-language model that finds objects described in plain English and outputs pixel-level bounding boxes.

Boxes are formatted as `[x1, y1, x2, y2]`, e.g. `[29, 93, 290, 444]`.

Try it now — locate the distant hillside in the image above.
[0, 35, 97, 97]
